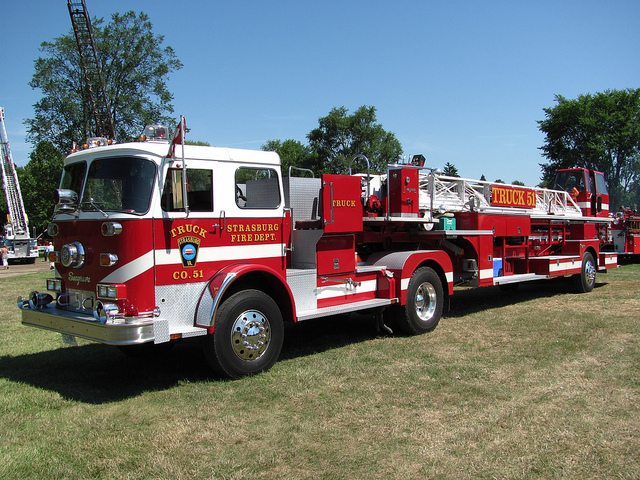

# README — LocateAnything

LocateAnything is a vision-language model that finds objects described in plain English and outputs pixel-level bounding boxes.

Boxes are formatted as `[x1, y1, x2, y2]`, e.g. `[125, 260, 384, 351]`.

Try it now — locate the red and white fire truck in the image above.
[18, 119, 618, 378]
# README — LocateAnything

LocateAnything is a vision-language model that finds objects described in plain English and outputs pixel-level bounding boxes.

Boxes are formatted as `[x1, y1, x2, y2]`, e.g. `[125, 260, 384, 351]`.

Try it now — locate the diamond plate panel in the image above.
[287, 268, 317, 312]
[153, 319, 170, 343]
[284, 177, 322, 224]
[155, 282, 207, 333]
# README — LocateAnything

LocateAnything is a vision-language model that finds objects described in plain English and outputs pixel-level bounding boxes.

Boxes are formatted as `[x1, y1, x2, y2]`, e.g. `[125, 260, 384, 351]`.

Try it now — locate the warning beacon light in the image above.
[140, 124, 169, 142]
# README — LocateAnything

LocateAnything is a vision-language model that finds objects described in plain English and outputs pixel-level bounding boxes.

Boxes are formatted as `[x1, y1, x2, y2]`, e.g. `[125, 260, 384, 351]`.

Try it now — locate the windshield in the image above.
[81, 157, 157, 214]
[554, 170, 588, 193]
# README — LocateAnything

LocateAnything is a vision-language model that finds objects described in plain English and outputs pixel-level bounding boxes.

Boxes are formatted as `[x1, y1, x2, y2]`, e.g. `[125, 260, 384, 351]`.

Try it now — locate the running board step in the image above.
[297, 298, 396, 321]
[493, 273, 549, 285]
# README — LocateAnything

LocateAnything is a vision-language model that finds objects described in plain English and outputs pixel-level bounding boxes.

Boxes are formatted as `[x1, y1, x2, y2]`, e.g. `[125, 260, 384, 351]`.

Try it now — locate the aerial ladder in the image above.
[418, 172, 585, 219]
[363, 161, 588, 224]
[0, 107, 37, 262]
[67, 0, 116, 140]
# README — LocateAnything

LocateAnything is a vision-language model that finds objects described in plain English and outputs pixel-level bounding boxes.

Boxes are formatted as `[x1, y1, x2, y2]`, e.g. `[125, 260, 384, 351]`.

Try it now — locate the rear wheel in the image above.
[202, 289, 284, 379]
[395, 267, 444, 335]
[573, 251, 596, 293]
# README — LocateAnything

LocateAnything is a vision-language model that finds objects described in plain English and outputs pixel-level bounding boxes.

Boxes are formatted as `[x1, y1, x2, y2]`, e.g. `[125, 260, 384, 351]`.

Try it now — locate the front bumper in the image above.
[20, 305, 155, 345]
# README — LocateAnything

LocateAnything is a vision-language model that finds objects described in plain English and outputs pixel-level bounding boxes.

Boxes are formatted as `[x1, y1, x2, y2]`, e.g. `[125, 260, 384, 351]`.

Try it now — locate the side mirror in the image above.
[55, 189, 78, 206]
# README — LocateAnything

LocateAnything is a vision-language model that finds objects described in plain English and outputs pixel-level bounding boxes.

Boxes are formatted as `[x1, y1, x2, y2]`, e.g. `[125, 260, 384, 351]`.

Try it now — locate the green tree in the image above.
[442, 162, 459, 177]
[26, 11, 182, 153]
[17, 141, 65, 232]
[307, 106, 402, 174]
[262, 139, 315, 176]
[538, 89, 640, 209]
[512, 180, 525, 186]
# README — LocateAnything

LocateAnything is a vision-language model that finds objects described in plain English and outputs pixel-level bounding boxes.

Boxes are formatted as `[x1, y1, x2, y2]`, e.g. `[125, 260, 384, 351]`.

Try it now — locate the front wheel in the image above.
[573, 251, 596, 293]
[395, 267, 444, 335]
[202, 289, 284, 379]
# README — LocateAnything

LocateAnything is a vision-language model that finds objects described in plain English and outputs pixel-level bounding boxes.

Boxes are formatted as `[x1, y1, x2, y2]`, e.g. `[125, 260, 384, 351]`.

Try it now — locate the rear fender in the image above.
[368, 250, 453, 305]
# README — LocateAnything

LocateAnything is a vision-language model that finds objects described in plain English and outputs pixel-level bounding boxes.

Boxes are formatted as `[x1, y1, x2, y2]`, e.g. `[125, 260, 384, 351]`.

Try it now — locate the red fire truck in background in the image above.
[553, 167, 640, 258]
[18, 119, 618, 378]
[609, 208, 640, 258]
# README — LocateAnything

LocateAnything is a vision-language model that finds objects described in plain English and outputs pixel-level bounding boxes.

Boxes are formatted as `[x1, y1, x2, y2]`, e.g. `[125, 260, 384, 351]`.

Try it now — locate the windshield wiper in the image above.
[81, 198, 109, 217]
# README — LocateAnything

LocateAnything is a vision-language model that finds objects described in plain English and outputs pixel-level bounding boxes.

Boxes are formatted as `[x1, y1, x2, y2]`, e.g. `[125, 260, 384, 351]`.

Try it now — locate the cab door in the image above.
[590, 170, 609, 217]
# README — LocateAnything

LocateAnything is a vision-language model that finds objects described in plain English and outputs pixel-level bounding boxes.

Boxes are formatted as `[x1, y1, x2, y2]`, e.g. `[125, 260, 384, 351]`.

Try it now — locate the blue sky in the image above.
[2, 0, 638, 186]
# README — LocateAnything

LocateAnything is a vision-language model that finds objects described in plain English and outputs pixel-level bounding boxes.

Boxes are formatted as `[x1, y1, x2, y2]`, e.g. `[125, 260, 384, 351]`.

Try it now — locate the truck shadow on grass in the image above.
[0, 314, 382, 404]
[0, 340, 214, 404]
[447, 277, 608, 318]
[0, 278, 607, 403]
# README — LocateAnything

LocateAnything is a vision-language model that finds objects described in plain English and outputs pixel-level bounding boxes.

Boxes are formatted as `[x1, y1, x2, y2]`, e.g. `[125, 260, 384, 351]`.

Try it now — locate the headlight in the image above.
[97, 284, 119, 299]
[47, 278, 62, 292]
[60, 241, 85, 268]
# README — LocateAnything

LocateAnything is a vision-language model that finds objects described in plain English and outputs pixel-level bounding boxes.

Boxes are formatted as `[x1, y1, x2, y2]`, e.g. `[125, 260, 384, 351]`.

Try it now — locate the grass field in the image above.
[1, 266, 639, 479]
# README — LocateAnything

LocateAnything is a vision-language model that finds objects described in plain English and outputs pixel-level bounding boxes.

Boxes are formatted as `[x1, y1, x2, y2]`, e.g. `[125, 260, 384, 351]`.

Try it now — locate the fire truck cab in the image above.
[554, 167, 609, 217]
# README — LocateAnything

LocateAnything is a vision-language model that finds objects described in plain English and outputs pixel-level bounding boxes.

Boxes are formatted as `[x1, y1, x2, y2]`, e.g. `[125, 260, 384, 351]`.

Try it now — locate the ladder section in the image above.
[0, 108, 29, 235]
[418, 172, 584, 219]
[67, 0, 115, 140]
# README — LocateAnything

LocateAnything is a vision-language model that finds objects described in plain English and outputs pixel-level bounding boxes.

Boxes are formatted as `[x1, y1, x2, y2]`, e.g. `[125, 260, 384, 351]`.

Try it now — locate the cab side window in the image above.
[162, 168, 213, 212]
[235, 167, 280, 209]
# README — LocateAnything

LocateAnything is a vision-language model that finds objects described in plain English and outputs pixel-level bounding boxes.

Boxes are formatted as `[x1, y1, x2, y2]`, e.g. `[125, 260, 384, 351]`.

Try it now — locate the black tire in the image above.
[573, 251, 596, 293]
[202, 289, 284, 379]
[395, 267, 444, 335]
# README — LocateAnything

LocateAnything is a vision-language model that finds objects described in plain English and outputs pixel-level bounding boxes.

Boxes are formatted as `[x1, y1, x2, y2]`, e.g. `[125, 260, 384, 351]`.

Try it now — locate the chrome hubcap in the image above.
[585, 260, 596, 285]
[231, 310, 270, 360]
[415, 282, 437, 321]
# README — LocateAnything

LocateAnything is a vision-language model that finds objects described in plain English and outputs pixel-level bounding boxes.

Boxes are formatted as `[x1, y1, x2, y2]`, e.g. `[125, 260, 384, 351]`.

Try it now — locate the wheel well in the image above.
[417, 260, 451, 314]
[586, 246, 598, 265]
[221, 271, 294, 323]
